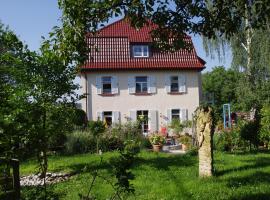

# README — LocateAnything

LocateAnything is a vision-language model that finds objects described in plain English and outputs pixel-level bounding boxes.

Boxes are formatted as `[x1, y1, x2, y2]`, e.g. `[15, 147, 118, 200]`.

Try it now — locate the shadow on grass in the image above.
[226, 149, 270, 156]
[21, 186, 63, 200]
[215, 156, 270, 177]
[135, 154, 197, 170]
[230, 192, 270, 200]
[227, 171, 270, 188]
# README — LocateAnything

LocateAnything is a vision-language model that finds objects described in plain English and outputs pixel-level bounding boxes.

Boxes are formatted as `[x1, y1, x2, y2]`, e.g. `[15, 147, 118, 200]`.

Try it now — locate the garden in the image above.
[2, 0, 270, 199]
[20, 150, 270, 200]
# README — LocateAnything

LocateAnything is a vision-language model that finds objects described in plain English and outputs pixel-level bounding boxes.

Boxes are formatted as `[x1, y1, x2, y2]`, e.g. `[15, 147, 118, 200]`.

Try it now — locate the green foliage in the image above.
[169, 119, 184, 134]
[260, 104, 270, 148]
[149, 133, 166, 145]
[65, 131, 96, 155]
[80, 140, 140, 200]
[110, 140, 140, 197]
[240, 120, 260, 150]
[88, 120, 106, 137]
[202, 66, 242, 114]
[64, 121, 147, 155]
[72, 109, 87, 127]
[179, 135, 192, 145]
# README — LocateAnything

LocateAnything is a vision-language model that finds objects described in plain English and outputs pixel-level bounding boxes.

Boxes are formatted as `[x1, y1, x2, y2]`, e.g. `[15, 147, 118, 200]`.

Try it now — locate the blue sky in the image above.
[0, 0, 231, 72]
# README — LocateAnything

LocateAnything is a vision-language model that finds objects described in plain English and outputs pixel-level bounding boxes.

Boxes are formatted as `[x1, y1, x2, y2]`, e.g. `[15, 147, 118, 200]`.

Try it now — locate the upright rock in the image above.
[196, 106, 214, 177]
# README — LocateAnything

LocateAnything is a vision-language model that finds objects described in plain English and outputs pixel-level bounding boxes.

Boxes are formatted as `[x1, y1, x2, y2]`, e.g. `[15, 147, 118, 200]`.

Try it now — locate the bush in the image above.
[72, 109, 87, 127]
[140, 137, 152, 149]
[186, 146, 198, 156]
[65, 131, 96, 154]
[240, 120, 260, 150]
[260, 104, 270, 148]
[213, 124, 248, 152]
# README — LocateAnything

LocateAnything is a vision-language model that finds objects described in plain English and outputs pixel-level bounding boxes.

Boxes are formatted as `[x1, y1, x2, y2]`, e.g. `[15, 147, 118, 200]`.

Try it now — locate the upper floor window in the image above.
[132, 45, 149, 57]
[102, 76, 112, 94]
[171, 76, 179, 92]
[135, 76, 148, 93]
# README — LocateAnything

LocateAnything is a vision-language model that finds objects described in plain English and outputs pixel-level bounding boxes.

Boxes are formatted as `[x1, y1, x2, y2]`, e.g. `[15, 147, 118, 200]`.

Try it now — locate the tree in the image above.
[0, 20, 80, 198]
[0, 22, 32, 159]
[202, 66, 242, 115]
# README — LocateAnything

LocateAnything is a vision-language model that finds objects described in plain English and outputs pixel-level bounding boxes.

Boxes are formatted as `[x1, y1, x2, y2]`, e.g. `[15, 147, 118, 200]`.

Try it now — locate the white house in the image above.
[80, 19, 205, 134]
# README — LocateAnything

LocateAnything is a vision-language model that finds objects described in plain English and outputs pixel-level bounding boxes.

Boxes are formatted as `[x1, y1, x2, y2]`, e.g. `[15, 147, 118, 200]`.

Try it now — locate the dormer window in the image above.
[132, 45, 149, 57]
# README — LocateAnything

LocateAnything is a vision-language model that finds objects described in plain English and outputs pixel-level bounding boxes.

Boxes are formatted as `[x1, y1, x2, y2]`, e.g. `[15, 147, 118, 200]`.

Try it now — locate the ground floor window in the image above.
[137, 110, 149, 133]
[103, 111, 112, 127]
[171, 109, 180, 120]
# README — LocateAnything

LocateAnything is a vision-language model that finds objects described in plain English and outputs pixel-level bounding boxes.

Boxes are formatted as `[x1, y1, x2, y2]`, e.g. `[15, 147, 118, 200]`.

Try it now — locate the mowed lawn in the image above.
[21, 150, 270, 200]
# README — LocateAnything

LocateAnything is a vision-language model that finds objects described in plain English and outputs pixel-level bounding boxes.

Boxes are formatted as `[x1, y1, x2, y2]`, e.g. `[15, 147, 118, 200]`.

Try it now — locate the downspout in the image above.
[85, 73, 88, 120]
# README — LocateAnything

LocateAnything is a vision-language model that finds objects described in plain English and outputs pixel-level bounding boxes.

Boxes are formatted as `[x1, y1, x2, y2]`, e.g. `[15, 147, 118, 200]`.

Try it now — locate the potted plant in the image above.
[149, 133, 166, 152]
[179, 134, 192, 151]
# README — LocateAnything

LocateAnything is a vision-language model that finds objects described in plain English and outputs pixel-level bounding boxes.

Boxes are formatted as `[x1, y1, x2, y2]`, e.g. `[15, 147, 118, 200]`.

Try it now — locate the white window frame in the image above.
[132, 45, 149, 58]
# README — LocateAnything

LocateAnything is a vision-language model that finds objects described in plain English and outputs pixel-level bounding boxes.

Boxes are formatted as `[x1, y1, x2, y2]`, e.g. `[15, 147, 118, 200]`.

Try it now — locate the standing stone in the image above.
[196, 106, 214, 177]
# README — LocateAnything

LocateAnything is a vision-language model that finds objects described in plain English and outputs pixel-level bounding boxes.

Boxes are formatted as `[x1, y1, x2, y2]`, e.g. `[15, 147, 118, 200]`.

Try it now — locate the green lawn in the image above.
[21, 150, 270, 200]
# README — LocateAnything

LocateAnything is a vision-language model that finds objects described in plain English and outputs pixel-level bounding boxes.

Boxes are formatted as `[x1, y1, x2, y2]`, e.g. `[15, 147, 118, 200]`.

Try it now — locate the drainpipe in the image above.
[85, 74, 88, 120]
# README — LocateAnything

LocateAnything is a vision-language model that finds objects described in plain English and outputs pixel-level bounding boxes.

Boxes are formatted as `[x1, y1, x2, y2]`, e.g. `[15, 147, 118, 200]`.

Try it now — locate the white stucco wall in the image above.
[81, 70, 201, 130]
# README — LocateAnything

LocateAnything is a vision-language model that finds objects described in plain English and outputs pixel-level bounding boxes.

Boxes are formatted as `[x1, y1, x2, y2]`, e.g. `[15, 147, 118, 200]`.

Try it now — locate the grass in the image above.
[20, 150, 270, 200]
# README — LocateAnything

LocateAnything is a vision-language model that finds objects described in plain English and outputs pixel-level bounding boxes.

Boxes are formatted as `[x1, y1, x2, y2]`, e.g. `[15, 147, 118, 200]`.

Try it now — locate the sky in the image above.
[0, 0, 232, 72]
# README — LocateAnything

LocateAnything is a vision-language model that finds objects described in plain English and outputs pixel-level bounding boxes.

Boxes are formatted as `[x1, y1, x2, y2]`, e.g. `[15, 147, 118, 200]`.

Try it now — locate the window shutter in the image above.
[128, 76, 135, 94]
[149, 110, 158, 132]
[148, 76, 156, 94]
[97, 111, 103, 121]
[112, 76, 119, 94]
[165, 75, 171, 93]
[96, 76, 102, 94]
[113, 111, 120, 124]
[179, 75, 186, 93]
[129, 110, 137, 122]
[180, 109, 188, 122]
[167, 109, 172, 124]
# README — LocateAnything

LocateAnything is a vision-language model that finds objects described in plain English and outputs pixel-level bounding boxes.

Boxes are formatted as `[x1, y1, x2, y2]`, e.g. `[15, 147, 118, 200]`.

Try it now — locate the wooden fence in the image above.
[0, 158, 20, 200]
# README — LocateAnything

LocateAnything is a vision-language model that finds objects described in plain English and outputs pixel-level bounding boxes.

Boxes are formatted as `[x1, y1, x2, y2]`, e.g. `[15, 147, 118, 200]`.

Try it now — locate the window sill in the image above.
[168, 92, 186, 95]
[100, 93, 116, 96]
[134, 92, 151, 96]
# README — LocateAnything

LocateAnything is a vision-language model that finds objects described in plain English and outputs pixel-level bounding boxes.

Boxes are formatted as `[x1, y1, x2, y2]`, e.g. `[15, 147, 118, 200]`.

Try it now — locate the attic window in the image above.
[132, 45, 149, 57]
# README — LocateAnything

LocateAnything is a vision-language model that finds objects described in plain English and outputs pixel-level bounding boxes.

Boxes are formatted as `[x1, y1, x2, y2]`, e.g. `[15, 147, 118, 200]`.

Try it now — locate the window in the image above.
[137, 110, 149, 133]
[103, 111, 112, 127]
[102, 76, 112, 94]
[132, 45, 149, 57]
[171, 109, 180, 120]
[135, 76, 148, 93]
[171, 76, 179, 92]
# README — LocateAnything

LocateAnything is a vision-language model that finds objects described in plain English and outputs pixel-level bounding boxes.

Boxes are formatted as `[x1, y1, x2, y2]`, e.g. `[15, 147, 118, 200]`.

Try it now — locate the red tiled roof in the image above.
[82, 18, 205, 71]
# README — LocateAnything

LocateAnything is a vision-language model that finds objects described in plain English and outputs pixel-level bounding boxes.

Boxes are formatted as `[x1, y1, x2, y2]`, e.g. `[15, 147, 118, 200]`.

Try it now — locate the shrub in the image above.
[140, 136, 152, 149]
[64, 131, 95, 154]
[72, 109, 87, 127]
[213, 125, 250, 152]
[169, 119, 184, 134]
[260, 104, 270, 148]
[187, 146, 198, 156]
[240, 120, 260, 150]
